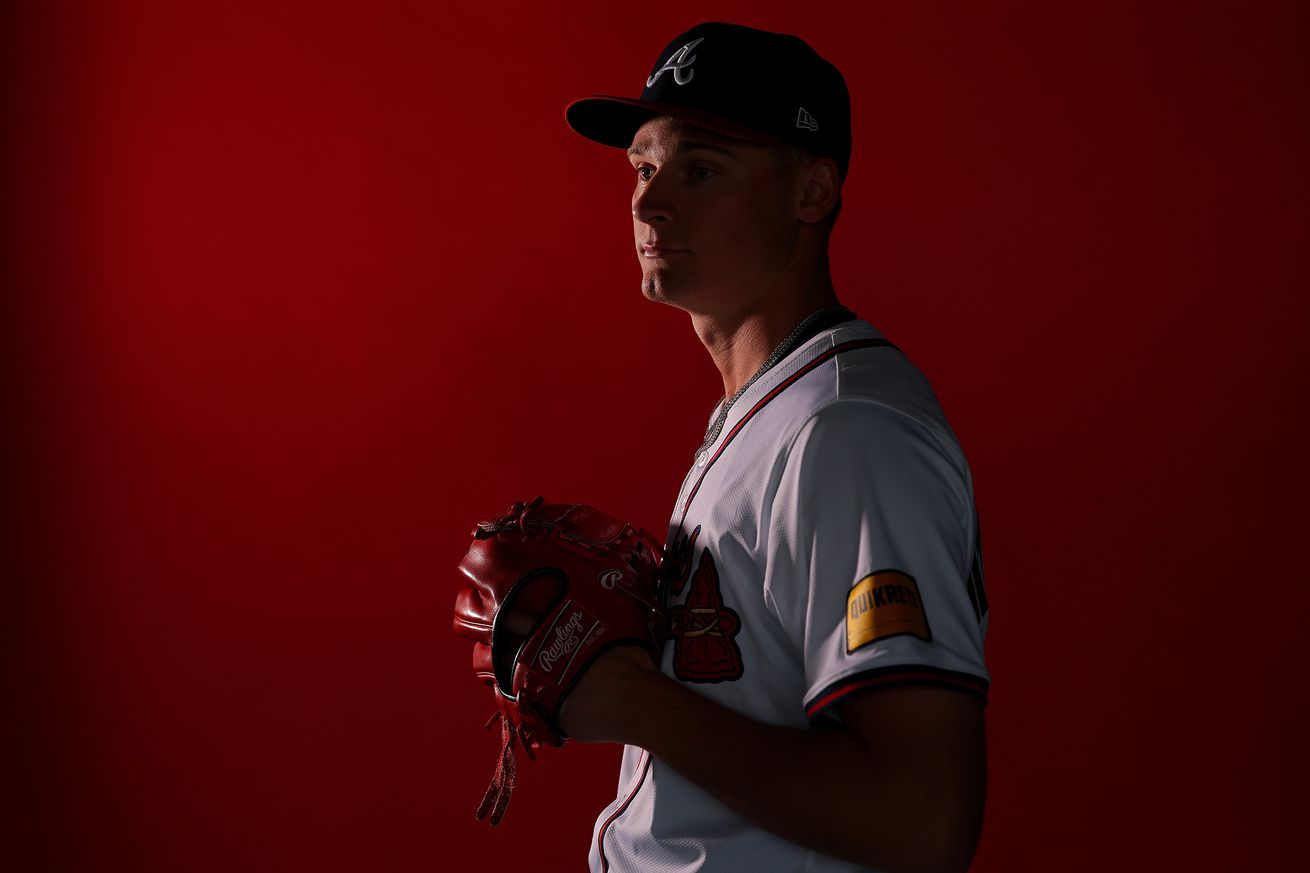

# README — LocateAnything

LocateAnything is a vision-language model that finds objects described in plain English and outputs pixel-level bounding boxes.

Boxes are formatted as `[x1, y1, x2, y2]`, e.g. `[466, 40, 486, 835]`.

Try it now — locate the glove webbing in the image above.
[475, 710, 535, 826]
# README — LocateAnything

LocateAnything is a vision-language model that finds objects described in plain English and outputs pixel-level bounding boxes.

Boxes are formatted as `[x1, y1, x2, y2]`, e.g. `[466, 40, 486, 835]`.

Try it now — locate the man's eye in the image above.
[691, 167, 716, 181]
[635, 166, 654, 181]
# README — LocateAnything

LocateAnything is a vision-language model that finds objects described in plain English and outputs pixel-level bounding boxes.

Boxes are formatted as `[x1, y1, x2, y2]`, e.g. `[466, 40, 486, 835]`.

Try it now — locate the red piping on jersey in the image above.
[805, 668, 990, 720]
[601, 337, 893, 864]
[596, 750, 652, 873]
[680, 337, 898, 524]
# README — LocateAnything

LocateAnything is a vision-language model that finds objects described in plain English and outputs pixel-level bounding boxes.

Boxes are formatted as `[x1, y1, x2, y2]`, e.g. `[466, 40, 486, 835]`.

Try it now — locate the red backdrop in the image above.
[4, 1, 1307, 870]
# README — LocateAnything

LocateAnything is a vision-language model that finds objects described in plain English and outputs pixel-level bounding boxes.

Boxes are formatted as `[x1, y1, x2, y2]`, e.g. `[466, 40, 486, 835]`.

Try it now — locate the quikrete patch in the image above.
[846, 570, 932, 651]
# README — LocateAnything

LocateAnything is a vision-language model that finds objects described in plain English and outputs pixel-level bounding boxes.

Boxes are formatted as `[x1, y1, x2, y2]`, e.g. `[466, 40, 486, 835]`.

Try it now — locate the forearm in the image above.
[611, 669, 981, 873]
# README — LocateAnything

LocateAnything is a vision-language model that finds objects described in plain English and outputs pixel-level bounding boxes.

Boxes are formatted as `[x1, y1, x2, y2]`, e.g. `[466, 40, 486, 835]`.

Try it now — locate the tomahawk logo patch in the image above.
[668, 548, 743, 682]
[846, 570, 931, 651]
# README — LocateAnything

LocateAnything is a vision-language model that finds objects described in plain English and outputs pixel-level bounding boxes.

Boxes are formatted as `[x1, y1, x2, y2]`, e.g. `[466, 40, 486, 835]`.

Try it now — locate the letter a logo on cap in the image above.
[647, 37, 704, 87]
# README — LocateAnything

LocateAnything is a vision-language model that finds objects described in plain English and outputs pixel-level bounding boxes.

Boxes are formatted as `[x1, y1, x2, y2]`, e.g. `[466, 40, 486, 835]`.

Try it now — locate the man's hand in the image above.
[557, 645, 661, 743]
[495, 609, 660, 744]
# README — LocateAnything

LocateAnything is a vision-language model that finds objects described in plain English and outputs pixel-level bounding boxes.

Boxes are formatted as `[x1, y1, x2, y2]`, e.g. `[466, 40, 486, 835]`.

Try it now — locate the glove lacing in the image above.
[475, 710, 536, 826]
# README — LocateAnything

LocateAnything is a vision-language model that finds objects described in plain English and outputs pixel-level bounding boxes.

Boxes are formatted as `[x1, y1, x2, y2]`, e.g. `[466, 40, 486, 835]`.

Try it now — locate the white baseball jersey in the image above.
[588, 316, 990, 873]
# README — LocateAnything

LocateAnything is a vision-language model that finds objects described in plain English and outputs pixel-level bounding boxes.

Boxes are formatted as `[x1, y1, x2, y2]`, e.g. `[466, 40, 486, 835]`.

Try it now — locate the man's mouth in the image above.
[642, 244, 688, 258]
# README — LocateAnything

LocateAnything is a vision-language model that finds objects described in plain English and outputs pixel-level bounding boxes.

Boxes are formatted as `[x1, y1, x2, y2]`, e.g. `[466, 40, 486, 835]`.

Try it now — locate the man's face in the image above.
[628, 116, 801, 315]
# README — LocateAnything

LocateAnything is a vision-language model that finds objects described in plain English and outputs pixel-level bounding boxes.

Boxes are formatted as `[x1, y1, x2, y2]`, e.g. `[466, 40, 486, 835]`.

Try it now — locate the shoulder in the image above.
[782, 317, 970, 478]
[740, 320, 974, 509]
[772, 319, 964, 459]
[773, 397, 974, 530]
[785, 398, 967, 481]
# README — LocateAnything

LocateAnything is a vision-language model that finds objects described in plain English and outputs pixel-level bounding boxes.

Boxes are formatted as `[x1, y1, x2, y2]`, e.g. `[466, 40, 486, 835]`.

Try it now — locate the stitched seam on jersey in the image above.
[810, 658, 993, 692]
[809, 663, 992, 701]
[698, 306, 856, 456]
[680, 338, 898, 523]
[809, 675, 989, 718]
[596, 750, 652, 873]
[809, 675, 990, 715]
[804, 396, 966, 477]
[715, 324, 850, 447]
[779, 401, 978, 678]
[787, 397, 973, 531]
[831, 332, 840, 407]
[701, 319, 862, 462]
[759, 335, 839, 646]
[804, 663, 990, 718]
[757, 393, 968, 627]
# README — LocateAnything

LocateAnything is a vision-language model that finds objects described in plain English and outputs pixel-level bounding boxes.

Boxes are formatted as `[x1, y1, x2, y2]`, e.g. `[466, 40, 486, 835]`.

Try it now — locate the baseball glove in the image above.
[453, 497, 664, 825]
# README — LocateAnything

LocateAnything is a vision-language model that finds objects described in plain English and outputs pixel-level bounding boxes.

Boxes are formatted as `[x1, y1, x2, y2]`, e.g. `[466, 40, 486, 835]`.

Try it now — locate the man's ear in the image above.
[796, 157, 841, 226]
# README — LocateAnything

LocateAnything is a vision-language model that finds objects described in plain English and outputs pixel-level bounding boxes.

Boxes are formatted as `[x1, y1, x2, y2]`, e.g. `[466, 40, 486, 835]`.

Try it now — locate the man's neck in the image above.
[691, 281, 842, 403]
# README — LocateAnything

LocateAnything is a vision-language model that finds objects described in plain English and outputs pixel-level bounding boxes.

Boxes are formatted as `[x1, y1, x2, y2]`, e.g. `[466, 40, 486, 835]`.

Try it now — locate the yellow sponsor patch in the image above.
[846, 570, 932, 652]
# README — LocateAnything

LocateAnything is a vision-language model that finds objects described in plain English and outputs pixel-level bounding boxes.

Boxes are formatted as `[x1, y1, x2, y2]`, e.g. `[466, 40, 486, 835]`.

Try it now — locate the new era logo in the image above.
[796, 106, 818, 131]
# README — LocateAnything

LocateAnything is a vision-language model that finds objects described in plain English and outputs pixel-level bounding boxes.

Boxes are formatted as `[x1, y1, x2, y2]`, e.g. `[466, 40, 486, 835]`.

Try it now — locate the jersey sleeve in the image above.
[761, 400, 990, 723]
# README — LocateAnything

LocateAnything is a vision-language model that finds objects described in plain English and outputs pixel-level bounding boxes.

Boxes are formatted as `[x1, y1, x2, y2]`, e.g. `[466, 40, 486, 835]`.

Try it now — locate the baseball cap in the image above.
[566, 22, 852, 179]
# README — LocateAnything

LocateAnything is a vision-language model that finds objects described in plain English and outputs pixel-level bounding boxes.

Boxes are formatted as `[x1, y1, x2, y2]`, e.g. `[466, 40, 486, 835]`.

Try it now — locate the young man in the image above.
[560, 22, 991, 873]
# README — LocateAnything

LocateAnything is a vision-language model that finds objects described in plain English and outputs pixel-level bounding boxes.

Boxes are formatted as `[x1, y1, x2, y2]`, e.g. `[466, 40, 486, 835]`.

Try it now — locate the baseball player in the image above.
[470, 21, 991, 873]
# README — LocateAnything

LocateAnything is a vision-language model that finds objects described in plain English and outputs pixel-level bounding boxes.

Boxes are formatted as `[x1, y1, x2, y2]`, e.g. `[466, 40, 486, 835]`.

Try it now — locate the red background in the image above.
[4, 1, 1307, 870]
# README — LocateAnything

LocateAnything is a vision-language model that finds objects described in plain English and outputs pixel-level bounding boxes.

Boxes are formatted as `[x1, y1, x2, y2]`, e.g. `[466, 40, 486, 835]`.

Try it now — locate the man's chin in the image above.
[641, 275, 666, 302]
[641, 272, 697, 309]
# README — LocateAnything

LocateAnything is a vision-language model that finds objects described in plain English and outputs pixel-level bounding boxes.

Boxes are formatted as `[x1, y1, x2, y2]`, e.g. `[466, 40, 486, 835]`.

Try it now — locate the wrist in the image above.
[612, 661, 679, 748]
[559, 644, 666, 744]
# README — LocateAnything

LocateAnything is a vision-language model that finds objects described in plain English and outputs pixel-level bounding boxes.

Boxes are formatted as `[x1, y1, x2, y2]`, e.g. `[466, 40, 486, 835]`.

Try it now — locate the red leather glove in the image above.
[453, 497, 664, 825]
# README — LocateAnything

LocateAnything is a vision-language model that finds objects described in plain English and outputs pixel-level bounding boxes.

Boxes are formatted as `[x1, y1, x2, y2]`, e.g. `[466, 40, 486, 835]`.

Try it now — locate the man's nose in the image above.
[632, 173, 675, 225]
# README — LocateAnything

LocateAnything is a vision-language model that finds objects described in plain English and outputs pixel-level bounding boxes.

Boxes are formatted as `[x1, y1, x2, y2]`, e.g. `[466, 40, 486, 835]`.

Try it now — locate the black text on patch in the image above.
[846, 570, 932, 652]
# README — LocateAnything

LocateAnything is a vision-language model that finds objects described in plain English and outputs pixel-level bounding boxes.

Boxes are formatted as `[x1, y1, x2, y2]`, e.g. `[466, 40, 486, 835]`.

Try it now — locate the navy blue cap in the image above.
[566, 22, 852, 179]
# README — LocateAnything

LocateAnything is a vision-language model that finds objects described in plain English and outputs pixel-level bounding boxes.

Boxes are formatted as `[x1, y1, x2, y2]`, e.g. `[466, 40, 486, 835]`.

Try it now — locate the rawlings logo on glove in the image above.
[538, 610, 590, 672]
[452, 497, 665, 825]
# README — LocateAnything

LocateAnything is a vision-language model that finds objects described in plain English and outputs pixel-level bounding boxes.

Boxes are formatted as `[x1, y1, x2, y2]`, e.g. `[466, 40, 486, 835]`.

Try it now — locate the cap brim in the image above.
[566, 96, 782, 150]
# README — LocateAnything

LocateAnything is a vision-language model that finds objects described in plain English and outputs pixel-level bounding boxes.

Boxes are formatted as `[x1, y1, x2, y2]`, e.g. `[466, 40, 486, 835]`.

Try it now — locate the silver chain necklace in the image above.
[697, 304, 856, 457]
